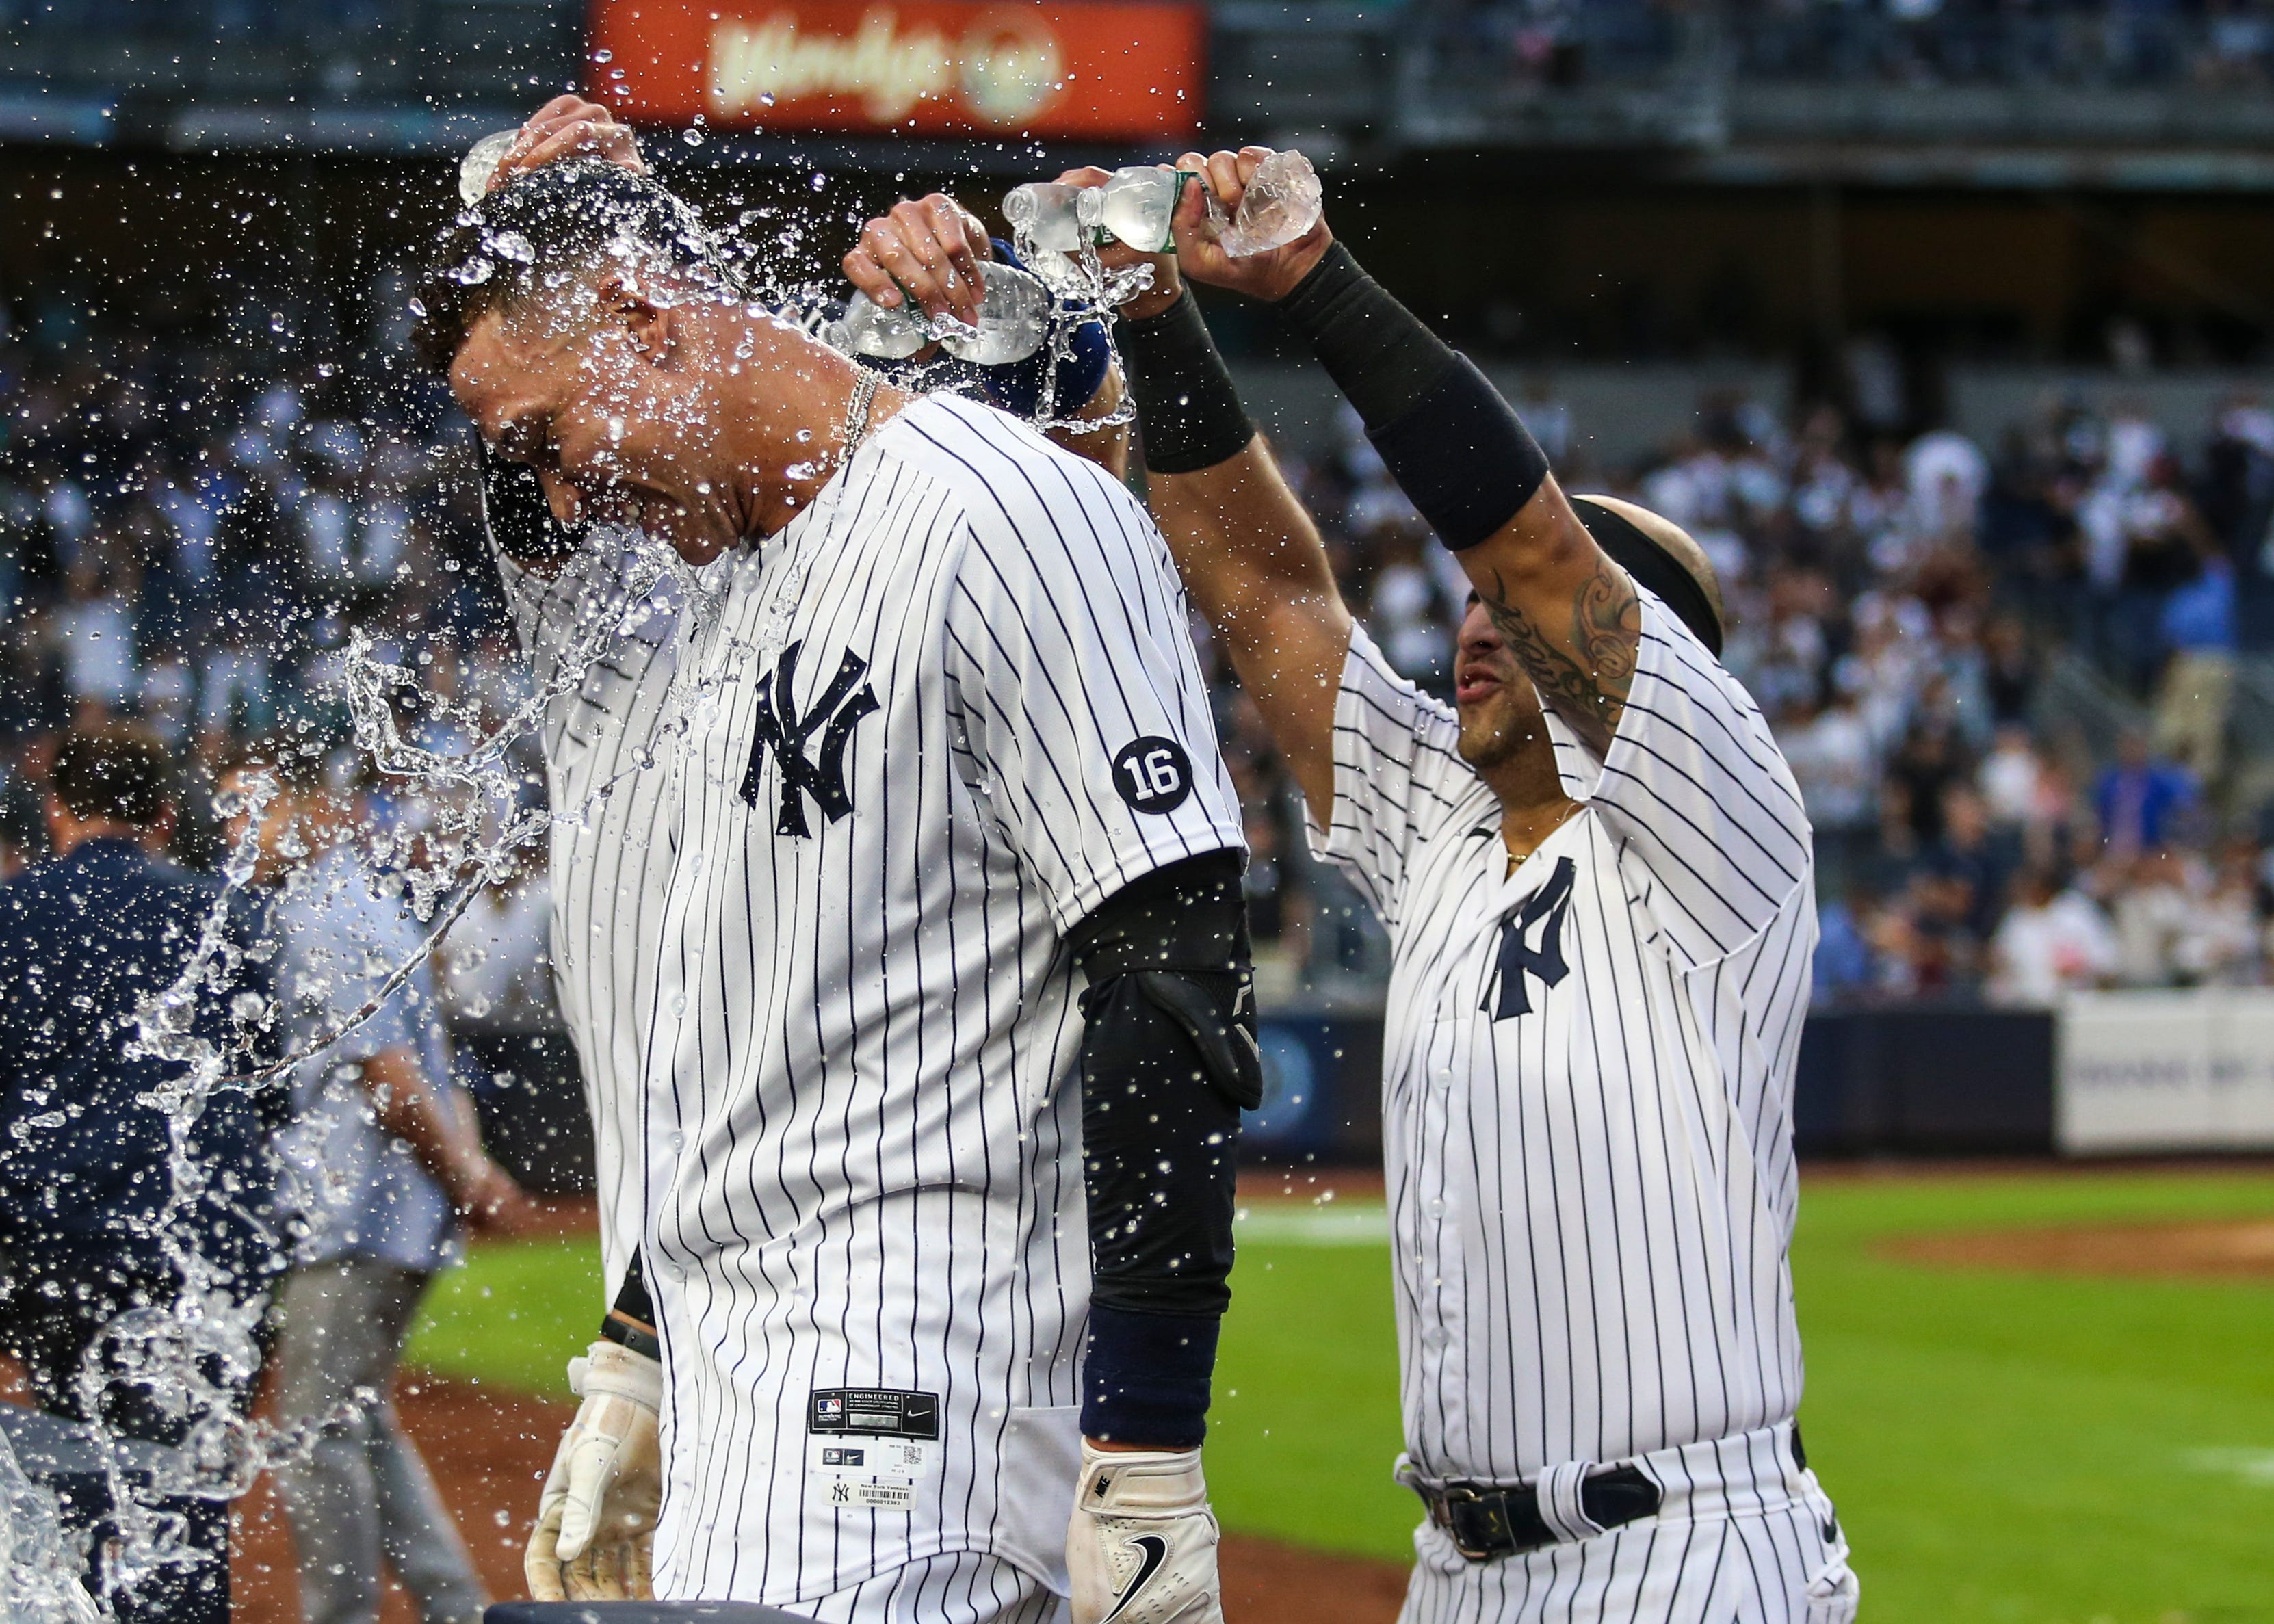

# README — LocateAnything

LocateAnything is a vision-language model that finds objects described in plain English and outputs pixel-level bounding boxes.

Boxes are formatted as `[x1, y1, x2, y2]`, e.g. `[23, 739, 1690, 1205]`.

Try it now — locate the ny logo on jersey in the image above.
[1482, 856, 1577, 1021]
[741, 640, 880, 838]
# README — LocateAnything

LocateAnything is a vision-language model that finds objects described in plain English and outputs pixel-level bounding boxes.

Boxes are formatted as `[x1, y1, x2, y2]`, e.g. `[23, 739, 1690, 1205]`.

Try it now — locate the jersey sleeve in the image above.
[1555, 590, 1813, 970]
[1302, 626, 1480, 930]
[941, 456, 1244, 934]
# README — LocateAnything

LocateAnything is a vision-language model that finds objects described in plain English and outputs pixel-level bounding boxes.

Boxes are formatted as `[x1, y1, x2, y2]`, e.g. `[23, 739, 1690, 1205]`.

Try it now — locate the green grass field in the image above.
[408, 1170, 2274, 1623]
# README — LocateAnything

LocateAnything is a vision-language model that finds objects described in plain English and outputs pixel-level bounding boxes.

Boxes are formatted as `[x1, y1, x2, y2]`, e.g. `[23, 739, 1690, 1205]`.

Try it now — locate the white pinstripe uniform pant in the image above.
[803, 1552, 1069, 1624]
[1398, 1424, 1859, 1624]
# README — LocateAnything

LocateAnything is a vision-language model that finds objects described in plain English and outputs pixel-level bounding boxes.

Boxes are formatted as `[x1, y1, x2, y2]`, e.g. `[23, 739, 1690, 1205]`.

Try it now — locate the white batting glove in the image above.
[524, 1339, 664, 1601]
[1067, 1441, 1225, 1624]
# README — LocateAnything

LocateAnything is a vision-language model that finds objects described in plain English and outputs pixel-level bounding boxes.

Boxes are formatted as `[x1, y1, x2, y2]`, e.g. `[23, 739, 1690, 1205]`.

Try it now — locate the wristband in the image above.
[599, 1250, 662, 1360]
[1082, 1302, 1218, 1449]
[599, 1310, 662, 1363]
[1275, 244, 1550, 549]
[1115, 288, 1255, 475]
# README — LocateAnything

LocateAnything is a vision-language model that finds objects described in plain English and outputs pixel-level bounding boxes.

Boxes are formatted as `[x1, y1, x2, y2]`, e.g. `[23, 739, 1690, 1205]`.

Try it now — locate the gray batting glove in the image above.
[525, 1340, 664, 1601]
[1067, 1441, 1225, 1624]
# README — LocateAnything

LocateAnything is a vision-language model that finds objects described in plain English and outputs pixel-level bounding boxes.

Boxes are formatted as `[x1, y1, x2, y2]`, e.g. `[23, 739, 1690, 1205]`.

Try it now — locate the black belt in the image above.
[1411, 1465, 1663, 1562]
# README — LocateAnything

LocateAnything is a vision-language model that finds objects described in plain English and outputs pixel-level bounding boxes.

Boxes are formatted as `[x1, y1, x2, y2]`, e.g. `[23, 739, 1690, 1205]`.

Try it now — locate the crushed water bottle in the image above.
[458, 129, 519, 207]
[1216, 150, 1324, 257]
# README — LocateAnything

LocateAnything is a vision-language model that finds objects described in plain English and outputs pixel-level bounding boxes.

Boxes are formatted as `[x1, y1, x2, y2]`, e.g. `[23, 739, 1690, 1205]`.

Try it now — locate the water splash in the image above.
[3, 153, 1150, 1619]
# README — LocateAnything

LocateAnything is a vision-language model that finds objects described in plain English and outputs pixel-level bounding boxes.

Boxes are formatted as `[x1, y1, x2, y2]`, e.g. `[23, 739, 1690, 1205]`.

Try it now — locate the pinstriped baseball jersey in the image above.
[492, 534, 690, 1305]
[1309, 594, 1817, 1489]
[639, 394, 1243, 1607]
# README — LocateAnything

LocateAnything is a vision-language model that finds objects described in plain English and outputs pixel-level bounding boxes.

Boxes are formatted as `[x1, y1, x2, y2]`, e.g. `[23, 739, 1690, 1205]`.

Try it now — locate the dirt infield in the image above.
[224, 1374, 1410, 1623]
[1888, 1216, 2274, 1279]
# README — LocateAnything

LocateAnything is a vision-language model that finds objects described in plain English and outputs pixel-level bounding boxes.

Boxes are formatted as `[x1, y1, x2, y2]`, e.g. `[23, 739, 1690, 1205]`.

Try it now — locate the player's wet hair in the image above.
[409, 158, 732, 374]
[50, 722, 173, 826]
[1570, 494, 1727, 656]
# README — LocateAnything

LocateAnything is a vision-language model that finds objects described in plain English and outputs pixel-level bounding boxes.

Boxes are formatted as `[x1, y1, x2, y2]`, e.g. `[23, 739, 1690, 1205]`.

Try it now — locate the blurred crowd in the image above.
[0, 296, 556, 1023]
[1231, 380, 2274, 1008]
[11, 285, 2274, 1012]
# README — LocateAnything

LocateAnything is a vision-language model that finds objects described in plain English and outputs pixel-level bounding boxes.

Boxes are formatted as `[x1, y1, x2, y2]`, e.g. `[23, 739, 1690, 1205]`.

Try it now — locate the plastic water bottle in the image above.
[1003, 168, 1184, 252]
[1002, 181, 1089, 254]
[828, 262, 1049, 365]
[458, 129, 520, 207]
[1216, 150, 1324, 257]
[937, 262, 1049, 366]
[1092, 167, 1187, 253]
[828, 292, 930, 361]
[1004, 155, 1321, 259]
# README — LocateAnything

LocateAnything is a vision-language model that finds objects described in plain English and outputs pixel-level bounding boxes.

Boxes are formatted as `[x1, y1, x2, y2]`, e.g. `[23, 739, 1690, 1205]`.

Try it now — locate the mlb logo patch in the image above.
[816, 1396, 844, 1419]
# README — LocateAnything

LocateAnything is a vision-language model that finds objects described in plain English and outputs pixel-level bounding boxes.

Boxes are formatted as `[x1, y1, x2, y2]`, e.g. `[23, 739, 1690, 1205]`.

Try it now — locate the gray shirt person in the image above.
[274, 846, 462, 1274]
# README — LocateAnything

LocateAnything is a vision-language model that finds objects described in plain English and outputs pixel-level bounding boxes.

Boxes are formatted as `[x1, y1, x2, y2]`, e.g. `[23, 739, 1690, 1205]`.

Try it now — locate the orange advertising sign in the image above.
[588, 0, 1205, 141]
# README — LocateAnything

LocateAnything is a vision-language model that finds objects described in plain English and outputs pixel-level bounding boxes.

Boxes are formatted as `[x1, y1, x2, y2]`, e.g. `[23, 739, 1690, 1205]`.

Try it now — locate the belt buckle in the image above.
[1438, 1483, 1516, 1562]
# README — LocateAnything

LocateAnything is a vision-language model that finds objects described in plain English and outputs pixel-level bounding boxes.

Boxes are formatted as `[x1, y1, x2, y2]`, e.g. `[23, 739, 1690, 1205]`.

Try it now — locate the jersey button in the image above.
[1426, 1196, 1448, 1219]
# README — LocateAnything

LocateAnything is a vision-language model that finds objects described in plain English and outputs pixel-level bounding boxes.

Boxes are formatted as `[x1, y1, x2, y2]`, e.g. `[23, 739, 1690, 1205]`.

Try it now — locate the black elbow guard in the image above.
[1069, 848, 1262, 1112]
[1070, 851, 1255, 1442]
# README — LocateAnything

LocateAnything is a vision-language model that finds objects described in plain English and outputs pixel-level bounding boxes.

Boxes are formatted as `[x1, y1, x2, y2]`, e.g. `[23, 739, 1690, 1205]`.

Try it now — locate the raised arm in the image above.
[1048, 164, 1354, 815]
[1177, 148, 1639, 759]
[843, 194, 1131, 477]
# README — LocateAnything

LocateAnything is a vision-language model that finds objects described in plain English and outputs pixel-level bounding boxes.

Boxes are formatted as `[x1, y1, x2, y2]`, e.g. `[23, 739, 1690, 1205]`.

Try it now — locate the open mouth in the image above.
[1456, 666, 1504, 707]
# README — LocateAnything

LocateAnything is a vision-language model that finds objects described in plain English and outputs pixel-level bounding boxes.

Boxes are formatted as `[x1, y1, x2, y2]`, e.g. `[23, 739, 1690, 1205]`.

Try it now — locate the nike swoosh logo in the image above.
[1101, 1532, 1168, 1623]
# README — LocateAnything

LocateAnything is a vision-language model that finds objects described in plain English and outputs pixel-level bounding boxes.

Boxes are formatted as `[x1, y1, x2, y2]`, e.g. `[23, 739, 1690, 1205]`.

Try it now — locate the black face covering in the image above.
[1571, 497, 1725, 657]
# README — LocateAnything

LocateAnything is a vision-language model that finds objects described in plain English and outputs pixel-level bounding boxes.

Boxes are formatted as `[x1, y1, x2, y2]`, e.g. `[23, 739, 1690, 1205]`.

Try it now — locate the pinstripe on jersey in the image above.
[639, 395, 1243, 1608]
[493, 534, 692, 1304]
[1309, 594, 1818, 1493]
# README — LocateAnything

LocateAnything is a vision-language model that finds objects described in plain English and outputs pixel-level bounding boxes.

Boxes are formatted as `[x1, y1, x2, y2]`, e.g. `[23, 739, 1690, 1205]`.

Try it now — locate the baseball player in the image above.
[415, 153, 1255, 1624]
[906, 155, 1855, 1621]
[460, 101, 1138, 1606]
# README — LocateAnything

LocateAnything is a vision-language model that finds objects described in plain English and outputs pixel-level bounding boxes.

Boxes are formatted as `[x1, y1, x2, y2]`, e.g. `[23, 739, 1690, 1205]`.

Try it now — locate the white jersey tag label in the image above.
[807, 1388, 941, 1512]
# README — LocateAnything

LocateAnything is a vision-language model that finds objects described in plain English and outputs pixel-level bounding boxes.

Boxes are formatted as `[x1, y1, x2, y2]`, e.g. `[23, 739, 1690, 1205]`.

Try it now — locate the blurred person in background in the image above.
[1781, 685, 1879, 898]
[225, 739, 534, 1624]
[0, 722, 283, 1623]
[438, 854, 553, 1025]
[2094, 728, 2198, 856]
[2150, 523, 2237, 785]
[2109, 845, 2210, 988]
[1989, 866, 2119, 1006]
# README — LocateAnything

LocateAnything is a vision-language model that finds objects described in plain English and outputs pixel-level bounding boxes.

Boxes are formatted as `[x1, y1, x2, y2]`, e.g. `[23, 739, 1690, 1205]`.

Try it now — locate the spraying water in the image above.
[0, 135, 1238, 1618]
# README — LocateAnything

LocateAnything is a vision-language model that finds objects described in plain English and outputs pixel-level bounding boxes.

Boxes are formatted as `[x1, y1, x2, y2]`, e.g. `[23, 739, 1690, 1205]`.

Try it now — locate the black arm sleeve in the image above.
[1274, 241, 1550, 550]
[1067, 848, 1259, 1447]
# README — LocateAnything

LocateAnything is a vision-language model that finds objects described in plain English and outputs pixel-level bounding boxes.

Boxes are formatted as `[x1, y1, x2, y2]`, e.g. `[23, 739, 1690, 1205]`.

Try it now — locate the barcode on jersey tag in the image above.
[805, 1432, 936, 1511]
[807, 1388, 941, 1512]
